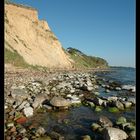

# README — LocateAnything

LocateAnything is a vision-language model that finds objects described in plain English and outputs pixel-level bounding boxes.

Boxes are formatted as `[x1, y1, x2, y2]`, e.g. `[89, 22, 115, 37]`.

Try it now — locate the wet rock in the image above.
[127, 97, 136, 105]
[91, 123, 101, 131]
[113, 100, 124, 110]
[81, 135, 91, 140]
[23, 106, 33, 117]
[103, 127, 128, 140]
[99, 116, 113, 127]
[115, 87, 122, 91]
[116, 117, 127, 125]
[50, 96, 70, 107]
[122, 101, 132, 108]
[95, 106, 103, 112]
[129, 130, 136, 139]
[108, 107, 119, 113]
[105, 89, 110, 93]
[107, 96, 118, 101]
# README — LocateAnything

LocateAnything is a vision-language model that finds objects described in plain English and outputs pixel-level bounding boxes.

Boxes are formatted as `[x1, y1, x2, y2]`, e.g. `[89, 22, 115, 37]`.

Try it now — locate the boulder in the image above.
[103, 127, 128, 140]
[50, 96, 70, 107]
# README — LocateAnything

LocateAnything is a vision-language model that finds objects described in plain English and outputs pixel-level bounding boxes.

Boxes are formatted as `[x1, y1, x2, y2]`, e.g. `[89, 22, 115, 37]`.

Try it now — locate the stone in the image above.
[103, 127, 128, 140]
[113, 101, 124, 110]
[7, 122, 14, 128]
[10, 126, 16, 132]
[81, 135, 91, 140]
[18, 128, 26, 134]
[105, 89, 110, 93]
[129, 130, 136, 139]
[32, 93, 48, 109]
[108, 107, 119, 113]
[50, 96, 70, 107]
[36, 126, 46, 136]
[115, 87, 122, 90]
[16, 117, 27, 124]
[127, 97, 136, 104]
[91, 123, 101, 131]
[95, 106, 103, 112]
[11, 88, 28, 100]
[17, 101, 30, 111]
[99, 116, 113, 127]
[122, 101, 132, 108]
[43, 104, 52, 110]
[93, 97, 104, 106]
[23, 106, 33, 117]
[107, 96, 118, 101]
[116, 117, 127, 125]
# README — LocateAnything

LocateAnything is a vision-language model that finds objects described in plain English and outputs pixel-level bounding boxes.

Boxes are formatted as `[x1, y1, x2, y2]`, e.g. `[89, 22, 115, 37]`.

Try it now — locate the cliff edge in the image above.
[5, 3, 73, 69]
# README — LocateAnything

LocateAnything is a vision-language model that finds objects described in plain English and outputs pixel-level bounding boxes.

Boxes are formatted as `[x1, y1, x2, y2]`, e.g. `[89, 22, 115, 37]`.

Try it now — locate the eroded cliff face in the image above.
[5, 3, 73, 68]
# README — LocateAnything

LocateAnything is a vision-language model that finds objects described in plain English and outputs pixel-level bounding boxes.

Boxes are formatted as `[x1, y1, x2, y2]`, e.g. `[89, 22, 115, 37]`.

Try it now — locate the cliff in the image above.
[5, 3, 73, 69]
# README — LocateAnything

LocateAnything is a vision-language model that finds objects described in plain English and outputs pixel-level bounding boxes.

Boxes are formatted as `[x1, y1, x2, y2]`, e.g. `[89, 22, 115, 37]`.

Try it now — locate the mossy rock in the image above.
[91, 123, 101, 131]
[95, 106, 103, 112]
[108, 107, 119, 113]
[116, 117, 127, 125]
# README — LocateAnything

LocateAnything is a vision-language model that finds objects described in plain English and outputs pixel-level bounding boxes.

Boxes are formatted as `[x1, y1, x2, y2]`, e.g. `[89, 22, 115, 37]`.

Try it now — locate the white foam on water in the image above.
[121, 85, 135, 92]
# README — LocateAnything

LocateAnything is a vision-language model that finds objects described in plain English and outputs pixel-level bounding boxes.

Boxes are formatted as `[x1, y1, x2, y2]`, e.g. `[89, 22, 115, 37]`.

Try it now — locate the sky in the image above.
[12, 0, 135, 67]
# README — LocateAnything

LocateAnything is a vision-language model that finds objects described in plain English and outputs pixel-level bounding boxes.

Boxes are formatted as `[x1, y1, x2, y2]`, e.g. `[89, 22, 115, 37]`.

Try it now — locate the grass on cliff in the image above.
[5, 47, 49, 71]
[5, 48, 29, 68]
[67, 47, 108, 69]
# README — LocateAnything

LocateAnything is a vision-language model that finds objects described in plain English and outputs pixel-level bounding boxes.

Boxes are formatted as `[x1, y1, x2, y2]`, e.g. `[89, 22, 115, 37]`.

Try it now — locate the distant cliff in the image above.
[5, 3, 73, 69]
[66, 48, 108, 69]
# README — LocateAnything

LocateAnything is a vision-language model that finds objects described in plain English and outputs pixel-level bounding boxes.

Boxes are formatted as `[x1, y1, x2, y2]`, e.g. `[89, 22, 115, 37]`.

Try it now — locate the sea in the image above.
[97, 66, 136, 85]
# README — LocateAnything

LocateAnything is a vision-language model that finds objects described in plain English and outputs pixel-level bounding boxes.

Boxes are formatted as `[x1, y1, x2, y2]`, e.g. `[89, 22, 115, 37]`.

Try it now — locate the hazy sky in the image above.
[12, 0, 135, 67]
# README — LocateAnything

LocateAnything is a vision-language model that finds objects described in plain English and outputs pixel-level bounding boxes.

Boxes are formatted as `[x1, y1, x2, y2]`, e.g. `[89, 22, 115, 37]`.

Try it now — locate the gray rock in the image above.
[127, 97, 136, 104]
[11, 88, 28, 100]
[113, 100, 124, 110]
[107, 96, 118, 101]
[43, 104, 52, 110]
[115, 87, 122, 90]
[99, 116, 113, 127]
[32, 93, 48, 109]
[103, 127, 128, 140]
[50, 96, 70, 107]
[17, 101, 30, 111]
[122, 101, 132, 108]
[23, 106, 33, 117]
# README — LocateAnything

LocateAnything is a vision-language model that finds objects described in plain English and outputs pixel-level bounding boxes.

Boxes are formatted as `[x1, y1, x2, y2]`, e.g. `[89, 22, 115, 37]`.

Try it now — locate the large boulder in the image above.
[103, 127, 128, 140]
[50, 96, 70, 107]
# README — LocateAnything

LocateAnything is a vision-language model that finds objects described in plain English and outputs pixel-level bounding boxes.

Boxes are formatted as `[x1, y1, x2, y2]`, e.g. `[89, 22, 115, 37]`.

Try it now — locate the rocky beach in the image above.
[5, 65, 136, 140]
